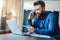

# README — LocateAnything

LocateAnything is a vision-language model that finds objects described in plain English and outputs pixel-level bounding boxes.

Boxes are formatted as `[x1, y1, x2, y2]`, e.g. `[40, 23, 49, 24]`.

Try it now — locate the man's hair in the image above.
[33, 1, 45, 7]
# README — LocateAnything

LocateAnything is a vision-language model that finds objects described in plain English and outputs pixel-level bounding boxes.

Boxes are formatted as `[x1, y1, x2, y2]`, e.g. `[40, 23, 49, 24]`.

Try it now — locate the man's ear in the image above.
[43, 7, 45, 11]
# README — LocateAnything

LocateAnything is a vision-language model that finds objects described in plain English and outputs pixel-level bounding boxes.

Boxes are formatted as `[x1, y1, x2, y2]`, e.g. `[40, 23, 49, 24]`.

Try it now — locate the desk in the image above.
[0, 33, 56, 40]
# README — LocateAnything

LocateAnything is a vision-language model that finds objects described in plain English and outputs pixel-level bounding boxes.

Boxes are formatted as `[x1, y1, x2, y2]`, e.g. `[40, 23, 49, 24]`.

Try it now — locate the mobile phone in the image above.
[34, 11, 36, 15]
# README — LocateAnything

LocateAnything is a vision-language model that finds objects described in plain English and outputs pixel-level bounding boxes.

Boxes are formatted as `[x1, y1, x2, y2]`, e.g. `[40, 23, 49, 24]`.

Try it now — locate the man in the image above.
[27, 0, 59, 37]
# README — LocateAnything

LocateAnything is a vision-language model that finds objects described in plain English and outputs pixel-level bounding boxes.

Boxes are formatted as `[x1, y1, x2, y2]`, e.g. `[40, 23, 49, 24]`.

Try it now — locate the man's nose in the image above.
[35, 10, 40, 14]
[35, 10, 38, 13]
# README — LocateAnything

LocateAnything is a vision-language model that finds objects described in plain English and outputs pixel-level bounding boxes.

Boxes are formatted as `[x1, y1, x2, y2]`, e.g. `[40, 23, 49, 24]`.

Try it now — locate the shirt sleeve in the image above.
[27, 19, 32, 26]
[27, 18, 38, 28]
[34, 13, 58, 35]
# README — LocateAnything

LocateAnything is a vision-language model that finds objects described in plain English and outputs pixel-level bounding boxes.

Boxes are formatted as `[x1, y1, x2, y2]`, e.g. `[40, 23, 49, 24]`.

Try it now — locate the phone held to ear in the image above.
[33, 11, 36, 16]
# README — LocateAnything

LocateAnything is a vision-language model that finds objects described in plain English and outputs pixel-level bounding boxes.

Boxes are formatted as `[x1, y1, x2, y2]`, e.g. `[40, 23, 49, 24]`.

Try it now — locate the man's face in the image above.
[34, 5, 45, 17]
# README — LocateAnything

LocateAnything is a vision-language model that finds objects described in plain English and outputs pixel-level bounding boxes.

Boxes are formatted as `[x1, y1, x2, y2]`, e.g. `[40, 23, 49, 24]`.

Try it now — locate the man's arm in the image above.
[27, 10, 37, 26]
[27, 10, 38, 33]
[34, 13, 58, 35]
[27, 19, 32, 26]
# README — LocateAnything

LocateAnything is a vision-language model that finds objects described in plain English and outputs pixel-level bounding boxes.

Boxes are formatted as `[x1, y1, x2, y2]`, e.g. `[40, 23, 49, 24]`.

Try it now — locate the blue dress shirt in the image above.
[27, 11, 59, 36]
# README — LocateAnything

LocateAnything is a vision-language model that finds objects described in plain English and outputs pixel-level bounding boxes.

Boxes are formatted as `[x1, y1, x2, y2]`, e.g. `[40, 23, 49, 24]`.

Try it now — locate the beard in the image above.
[36, 12, 43, 16]
[36, 11, 44, 18]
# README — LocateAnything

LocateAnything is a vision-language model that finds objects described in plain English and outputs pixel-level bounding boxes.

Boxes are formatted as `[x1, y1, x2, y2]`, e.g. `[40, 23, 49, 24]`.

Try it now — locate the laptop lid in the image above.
[6, 20, 22, 35]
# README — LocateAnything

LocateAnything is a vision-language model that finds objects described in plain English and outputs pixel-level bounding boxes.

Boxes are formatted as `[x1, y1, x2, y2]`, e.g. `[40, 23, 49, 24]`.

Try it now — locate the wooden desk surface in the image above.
[0, 33, 56, 40]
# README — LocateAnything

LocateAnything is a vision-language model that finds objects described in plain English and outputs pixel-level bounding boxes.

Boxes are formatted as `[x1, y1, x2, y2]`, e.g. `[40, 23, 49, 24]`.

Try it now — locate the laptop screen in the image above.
[6, 20, 22, 35]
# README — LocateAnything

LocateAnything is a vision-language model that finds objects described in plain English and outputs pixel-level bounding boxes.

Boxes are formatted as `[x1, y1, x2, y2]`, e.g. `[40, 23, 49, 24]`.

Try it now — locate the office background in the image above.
[0, 0, 60, 34]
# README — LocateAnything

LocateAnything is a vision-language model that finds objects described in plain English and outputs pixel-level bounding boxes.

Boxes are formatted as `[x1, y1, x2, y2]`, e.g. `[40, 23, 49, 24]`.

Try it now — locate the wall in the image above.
[24, 1, 60, 11]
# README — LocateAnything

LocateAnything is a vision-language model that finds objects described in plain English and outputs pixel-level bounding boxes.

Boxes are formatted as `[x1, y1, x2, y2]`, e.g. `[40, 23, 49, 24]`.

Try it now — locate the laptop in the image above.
[6, 20, 33, 36]
[6, 20, 51, 38]
[6, 20, 22, 35]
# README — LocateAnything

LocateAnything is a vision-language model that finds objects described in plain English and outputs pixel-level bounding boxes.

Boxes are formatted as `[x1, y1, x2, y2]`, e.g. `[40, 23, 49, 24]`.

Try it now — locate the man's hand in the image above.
[28, 10, 35, 19]
[27, 26, 34, 33]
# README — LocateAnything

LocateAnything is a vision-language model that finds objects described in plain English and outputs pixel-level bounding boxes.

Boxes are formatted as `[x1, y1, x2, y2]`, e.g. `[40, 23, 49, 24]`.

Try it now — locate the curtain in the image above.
[1, 0, 24, 30]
